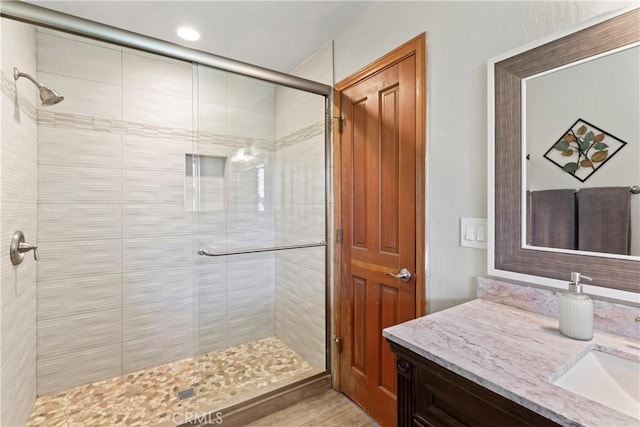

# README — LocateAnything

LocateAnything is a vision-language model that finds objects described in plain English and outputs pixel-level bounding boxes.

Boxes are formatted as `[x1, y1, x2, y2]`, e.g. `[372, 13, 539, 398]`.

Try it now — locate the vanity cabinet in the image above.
[389, 342, 560, 427]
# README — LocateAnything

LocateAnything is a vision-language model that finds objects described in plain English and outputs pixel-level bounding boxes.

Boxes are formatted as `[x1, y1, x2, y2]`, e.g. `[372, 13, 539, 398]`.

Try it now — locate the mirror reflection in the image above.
[524, 44, 640, 257]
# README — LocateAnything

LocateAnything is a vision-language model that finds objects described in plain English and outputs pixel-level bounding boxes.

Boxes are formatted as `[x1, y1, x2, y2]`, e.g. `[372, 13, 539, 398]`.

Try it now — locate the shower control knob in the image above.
[9, 230, 39, 265]
[19, 242, 39, 261]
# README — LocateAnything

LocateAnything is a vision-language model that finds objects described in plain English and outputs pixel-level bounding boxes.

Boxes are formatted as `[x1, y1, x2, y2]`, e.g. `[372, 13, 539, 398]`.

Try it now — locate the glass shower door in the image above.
[190, 64, 327, 418]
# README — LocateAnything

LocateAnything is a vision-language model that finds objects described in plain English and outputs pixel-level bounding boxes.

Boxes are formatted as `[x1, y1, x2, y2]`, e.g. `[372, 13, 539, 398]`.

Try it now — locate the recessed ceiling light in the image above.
[176, 27, 200, 41]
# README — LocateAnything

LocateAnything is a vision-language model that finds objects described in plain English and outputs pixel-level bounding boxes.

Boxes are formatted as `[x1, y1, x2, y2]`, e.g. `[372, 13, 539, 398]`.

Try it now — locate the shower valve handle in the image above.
[19, 242, 39, 261]
[10, 230, 39, 265]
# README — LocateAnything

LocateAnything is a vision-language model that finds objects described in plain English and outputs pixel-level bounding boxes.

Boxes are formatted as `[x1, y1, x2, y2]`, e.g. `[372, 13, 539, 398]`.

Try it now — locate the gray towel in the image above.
[527, 189, 576, 250]
[577, 187, 631, 255]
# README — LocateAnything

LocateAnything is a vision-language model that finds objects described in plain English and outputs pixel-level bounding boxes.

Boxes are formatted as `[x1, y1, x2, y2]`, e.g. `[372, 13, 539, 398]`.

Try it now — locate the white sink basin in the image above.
[553, 350, 640, 420]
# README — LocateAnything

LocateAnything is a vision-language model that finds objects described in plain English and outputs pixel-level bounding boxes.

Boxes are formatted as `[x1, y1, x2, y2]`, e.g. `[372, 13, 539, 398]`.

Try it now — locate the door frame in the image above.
[331, 33, 427, 391]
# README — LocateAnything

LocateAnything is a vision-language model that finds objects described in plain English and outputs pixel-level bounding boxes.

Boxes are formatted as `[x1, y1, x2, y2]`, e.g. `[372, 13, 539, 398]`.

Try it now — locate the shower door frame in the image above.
[0, 2, 330, 96]
[1, 0, 334, 391]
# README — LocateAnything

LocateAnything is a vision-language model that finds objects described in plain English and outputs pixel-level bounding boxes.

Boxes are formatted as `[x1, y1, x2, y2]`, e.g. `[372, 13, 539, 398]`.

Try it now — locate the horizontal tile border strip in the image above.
[2, 68, 324, 152]
[37, 110, 276, 151]
[275, 120, 325, 150]
[37, 111, 324, 151]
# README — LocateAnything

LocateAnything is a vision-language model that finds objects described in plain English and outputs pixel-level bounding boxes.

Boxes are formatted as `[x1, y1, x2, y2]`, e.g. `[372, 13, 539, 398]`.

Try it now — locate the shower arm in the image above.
[14, 68, 44, 88]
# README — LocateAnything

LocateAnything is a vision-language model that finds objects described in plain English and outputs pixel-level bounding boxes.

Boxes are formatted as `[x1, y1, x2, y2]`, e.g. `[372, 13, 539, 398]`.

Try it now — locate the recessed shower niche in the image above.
[185, 153, 228, 212]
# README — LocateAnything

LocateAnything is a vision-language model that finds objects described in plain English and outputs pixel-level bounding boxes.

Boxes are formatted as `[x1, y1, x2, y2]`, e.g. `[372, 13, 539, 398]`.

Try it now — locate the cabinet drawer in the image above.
[413, 356, 558, 427]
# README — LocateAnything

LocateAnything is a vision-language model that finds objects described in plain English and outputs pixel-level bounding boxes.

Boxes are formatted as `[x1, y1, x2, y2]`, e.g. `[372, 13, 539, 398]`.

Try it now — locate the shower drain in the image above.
[178, 387, 196, 400]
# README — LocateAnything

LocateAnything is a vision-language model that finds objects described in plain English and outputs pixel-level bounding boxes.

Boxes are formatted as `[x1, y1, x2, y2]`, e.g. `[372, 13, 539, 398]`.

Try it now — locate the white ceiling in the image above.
[29, 1, 372, 73]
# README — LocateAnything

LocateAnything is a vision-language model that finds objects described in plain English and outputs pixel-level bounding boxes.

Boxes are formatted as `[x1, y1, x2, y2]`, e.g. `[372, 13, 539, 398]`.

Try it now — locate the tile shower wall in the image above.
[273, 42, 332, 369]
[36, 33, 125, 394]
[0, 18, 38, 426]
[195, 67, 277, 354]
[34, 30, 278, 394]
[121, 48, 194, 374]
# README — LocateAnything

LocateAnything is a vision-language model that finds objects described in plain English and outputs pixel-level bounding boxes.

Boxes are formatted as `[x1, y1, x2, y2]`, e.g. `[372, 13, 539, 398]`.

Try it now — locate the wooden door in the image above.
[336, 35, 425, 427]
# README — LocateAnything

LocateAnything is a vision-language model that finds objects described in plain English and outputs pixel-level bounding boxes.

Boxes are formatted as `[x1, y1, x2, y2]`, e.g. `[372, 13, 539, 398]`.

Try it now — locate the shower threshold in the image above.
[27, 337, 322, 426]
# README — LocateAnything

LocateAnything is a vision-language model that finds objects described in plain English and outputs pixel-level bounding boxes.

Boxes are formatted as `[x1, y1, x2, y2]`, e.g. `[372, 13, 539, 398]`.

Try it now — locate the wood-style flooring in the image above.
[245, 389, 379, 427]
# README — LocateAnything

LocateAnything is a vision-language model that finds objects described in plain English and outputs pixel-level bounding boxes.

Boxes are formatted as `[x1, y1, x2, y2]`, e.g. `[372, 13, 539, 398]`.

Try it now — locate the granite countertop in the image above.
[383, 299, 640, 426]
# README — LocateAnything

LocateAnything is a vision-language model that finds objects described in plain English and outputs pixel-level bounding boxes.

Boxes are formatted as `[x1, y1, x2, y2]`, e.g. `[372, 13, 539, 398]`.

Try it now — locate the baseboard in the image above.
[179, 372, 332, 427]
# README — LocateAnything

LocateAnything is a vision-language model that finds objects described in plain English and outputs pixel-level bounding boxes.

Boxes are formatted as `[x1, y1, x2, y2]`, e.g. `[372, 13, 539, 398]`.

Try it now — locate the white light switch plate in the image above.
[460, 218, 488, 249]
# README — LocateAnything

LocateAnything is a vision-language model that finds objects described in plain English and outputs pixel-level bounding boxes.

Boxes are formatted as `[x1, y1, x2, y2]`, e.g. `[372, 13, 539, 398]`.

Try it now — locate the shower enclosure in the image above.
[0, 3, 330, 426]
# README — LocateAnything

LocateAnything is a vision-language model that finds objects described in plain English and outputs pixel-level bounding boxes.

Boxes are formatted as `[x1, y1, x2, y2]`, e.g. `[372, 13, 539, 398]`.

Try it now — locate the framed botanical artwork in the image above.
[543, 118, 627, 182]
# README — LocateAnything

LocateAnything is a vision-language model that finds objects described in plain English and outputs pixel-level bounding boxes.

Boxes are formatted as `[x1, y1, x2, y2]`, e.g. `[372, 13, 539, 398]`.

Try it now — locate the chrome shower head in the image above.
[14, 67, 64, 106]
[38, 86, 65, 106]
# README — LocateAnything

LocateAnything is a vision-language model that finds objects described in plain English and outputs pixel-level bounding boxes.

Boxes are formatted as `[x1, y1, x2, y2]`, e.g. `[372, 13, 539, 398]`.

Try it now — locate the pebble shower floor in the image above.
[27, 337, 318, 426]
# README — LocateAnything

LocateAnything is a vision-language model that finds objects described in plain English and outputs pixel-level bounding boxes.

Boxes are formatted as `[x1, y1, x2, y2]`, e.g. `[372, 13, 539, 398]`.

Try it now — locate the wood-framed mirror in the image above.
[489, 7, 640, 294]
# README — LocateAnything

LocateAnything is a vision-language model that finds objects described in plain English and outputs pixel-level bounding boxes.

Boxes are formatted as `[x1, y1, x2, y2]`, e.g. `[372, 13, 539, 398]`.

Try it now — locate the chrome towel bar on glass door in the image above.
[198, 241, 326, 257]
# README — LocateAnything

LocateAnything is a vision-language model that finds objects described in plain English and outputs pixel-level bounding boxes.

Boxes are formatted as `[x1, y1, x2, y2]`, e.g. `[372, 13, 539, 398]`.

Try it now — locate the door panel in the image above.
[352, 102, 368, 249]
[352, 276, 367, 373]
[380, 85, 400, 255]
[339, 54, 418, 427]
[380, 284, 399, 394]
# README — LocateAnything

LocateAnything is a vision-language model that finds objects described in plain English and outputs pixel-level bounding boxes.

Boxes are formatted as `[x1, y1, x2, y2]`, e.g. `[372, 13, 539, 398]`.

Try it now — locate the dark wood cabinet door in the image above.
[390, 342, 561, 427]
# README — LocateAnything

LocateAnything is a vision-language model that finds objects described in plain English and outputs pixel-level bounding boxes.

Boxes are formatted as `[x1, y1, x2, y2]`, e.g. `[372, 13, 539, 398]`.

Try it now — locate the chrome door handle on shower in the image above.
[385, 268, 412, 282]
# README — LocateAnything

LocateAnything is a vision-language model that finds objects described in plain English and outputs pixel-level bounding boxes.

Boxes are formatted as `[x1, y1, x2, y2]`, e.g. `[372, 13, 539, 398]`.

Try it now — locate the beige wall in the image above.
[332, 1, 633, 313]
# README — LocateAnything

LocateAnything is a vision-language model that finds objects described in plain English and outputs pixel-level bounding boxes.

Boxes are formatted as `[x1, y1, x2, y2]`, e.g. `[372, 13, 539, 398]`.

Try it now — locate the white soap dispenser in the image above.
[559, 272, 594, 340]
